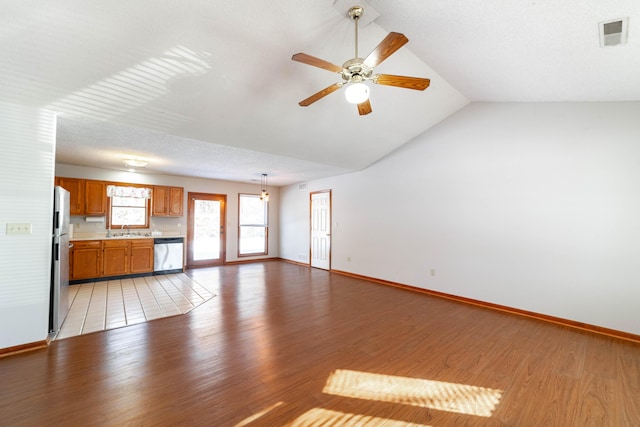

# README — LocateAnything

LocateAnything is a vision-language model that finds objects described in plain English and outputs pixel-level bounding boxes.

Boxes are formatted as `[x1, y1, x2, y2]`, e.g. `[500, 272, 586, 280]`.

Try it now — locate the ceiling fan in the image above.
[292, 5, 430, 116]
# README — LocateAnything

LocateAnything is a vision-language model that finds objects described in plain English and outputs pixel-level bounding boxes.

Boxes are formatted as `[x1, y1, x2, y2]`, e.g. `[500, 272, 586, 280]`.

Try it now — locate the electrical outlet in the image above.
[430, 269, 436, 277]
[7, 223, 32, 235]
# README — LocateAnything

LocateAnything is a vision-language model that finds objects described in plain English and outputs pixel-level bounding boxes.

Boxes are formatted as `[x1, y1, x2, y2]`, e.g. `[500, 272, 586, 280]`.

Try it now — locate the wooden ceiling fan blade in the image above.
[357, 99, 372, 115]
[363, 32, 409, 68]
[298, 83, 343, 107]
[292, 53, 343, 73]
[374, 74, 431, 91]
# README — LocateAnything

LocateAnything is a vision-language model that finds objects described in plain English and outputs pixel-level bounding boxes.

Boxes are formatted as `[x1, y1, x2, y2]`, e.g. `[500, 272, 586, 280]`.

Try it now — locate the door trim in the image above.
[309, 190, 331, 270]
[186, 192, 227, 268]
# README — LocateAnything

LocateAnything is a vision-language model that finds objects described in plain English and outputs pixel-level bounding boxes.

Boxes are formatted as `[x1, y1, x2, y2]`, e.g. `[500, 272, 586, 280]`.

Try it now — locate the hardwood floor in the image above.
[1, 262, 639, 426]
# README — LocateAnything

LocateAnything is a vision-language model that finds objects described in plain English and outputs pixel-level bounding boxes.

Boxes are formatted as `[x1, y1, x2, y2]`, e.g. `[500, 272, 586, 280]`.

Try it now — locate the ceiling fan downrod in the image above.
[348, 5, 364, 59]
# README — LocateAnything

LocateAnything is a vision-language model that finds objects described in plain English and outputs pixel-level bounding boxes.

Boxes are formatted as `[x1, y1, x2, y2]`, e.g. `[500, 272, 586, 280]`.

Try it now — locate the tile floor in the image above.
[56, 273, 215, 340]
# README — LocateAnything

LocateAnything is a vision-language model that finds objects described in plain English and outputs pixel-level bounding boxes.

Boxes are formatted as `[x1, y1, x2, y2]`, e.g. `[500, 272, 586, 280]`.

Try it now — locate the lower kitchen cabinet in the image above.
[103, 238, 154, 278]
[103, 240, 129, 277]
[130, 239, 154, 273]
[70, 241, 102, 280]
[71, 238, 154, 281]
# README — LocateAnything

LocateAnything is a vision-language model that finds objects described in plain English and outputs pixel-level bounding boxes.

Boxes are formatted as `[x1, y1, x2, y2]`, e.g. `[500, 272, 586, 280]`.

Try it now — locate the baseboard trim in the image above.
[332, 269, 640, 345]
[224, 257, 280, 266]
[0, 340, 48, 359]
[277, 258, 310, 268]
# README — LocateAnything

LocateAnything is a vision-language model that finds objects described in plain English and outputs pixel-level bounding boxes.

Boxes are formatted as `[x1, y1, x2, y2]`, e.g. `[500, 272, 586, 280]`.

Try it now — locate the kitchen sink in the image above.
[107, 233, 152, 238]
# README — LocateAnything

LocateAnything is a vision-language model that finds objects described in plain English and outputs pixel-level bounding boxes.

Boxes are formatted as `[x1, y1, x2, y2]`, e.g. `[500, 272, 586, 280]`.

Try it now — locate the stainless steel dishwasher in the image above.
[153, 237, 184, 274]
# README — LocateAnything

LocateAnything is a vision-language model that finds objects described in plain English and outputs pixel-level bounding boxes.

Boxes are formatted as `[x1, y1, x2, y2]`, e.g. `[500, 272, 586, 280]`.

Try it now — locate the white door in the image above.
[311, 191, 331, 270]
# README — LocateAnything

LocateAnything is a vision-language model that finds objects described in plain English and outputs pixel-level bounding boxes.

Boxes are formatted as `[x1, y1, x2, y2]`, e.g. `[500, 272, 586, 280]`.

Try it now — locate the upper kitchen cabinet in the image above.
[152, 186, 183, 217]
[57, 177, 107, 216]
[84, 180, 107, 215]
[57, 177, 85, 215]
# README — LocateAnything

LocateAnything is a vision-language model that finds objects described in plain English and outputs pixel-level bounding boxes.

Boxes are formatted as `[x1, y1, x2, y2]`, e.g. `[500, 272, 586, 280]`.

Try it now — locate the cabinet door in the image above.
[85, 180, 107, 215]
[152, 186, 168, 216]
[168, 187, 184, 216]
[70, 241, 101, 279]
[58, 177, 85, 216]
[103, 240, 129, 277]
[130, 240, 154, 273]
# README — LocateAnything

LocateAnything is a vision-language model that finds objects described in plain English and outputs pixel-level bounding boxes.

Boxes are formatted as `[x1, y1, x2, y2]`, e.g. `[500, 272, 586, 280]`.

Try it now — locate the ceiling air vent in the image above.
[599, 18, 629, 47]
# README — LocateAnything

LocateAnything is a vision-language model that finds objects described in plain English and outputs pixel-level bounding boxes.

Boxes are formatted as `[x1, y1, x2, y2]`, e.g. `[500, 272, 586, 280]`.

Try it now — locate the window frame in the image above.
[107, 185, 151, 230]
[238, 193, 268, 257]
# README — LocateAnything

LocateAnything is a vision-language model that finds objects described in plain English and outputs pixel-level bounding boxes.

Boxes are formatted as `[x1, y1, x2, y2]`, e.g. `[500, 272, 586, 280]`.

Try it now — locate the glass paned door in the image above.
[187, 193, 226, 267]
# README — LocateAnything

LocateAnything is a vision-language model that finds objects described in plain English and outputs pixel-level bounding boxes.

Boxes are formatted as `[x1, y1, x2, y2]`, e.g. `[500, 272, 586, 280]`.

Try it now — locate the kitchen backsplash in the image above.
[69, 216, 184, 238]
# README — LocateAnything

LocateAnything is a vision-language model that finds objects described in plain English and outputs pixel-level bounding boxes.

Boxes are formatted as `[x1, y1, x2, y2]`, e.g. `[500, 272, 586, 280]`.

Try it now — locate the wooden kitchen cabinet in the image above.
[84, 180, 107, 215]
[103, 238, 154, 277]
[70, 240, 102, 280]
[56, 177, 107, 216]
[151, 186, 168, 216]
[103, 240, 129, 277]
[71, 238, 154, 281]
[130, 239, 154, 273]
[58, 177, 85, 216]
[168, 186, 183, 216]
[152, 186, 183, 216]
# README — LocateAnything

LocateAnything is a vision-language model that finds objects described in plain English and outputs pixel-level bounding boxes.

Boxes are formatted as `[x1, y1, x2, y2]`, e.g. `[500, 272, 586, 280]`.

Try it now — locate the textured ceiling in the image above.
[2, 1, 638, 185]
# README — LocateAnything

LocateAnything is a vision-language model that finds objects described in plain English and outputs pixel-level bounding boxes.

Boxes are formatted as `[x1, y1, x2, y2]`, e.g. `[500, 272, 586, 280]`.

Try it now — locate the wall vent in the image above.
[599, 18, 629, 47]
[298, 183, 307, 190]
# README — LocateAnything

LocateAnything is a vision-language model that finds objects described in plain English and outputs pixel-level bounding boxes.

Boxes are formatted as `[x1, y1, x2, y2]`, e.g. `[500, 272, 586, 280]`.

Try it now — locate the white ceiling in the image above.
[2, 1, 638, 186]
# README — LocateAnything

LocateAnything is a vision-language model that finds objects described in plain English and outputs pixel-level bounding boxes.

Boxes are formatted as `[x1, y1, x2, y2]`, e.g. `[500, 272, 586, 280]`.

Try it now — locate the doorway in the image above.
[187, 192, 226, 268]
[310, 190, 331, 270]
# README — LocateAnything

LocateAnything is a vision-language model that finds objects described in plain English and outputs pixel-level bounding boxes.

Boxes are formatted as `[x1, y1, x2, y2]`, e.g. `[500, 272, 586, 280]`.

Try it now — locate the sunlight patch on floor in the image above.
[287, 408, 432, 426]
[323, 369, 503, 417]
[234, 402, 284, 427]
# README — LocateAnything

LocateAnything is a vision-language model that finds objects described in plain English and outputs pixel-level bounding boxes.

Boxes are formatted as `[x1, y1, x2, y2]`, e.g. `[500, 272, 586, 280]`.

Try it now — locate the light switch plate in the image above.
[6, 223, 32, 235]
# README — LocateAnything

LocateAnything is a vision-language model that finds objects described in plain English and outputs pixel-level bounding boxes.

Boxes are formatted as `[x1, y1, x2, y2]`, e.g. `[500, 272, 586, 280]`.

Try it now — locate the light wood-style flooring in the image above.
[1, 261, 639, 426]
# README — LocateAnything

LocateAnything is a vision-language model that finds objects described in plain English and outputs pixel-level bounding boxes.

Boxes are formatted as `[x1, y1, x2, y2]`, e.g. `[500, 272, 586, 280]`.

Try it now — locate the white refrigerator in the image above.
[50, 186, 71, 334]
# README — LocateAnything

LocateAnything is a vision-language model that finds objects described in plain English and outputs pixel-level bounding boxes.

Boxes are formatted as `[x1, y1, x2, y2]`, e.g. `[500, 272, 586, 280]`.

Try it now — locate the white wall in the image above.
[55, 164, 279, 263]
[0, 103, 56, 349]
[280, 102, 640, 336]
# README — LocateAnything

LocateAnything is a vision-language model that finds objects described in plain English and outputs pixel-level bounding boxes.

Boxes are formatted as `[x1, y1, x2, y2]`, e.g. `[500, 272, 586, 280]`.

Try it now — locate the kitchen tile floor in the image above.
[55, 273, 215, 340]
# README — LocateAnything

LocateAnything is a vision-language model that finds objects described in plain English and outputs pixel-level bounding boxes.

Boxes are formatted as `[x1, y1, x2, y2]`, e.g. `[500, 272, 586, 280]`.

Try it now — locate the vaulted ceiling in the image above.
[3, 1, 638, 185]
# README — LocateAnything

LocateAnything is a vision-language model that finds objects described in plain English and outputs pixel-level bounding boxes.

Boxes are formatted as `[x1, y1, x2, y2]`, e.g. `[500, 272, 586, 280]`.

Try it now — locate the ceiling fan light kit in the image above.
[292, 5, 430, 115]
[345, 82, 370, 104]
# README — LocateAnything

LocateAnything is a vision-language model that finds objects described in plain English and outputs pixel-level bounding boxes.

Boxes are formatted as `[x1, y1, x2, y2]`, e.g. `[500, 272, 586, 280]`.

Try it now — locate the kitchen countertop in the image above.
[70, 233, 185, 242]
[71, 235, 154, 241]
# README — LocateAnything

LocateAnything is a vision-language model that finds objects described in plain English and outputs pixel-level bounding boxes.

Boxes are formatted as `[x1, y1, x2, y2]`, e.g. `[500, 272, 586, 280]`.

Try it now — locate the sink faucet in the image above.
[122, 224, 130, 235]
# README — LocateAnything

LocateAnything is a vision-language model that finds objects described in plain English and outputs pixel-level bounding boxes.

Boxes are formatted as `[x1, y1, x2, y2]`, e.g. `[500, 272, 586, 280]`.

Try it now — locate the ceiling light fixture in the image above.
[260, 173, 270, 202]
[123, 159, 148, 168]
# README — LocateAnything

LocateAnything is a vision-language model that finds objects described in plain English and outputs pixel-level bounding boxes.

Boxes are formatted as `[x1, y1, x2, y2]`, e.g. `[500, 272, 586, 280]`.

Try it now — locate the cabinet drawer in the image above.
[103, 240, 129, 248]
[130, 238, 153, 247]
[72, 241, 102, 250]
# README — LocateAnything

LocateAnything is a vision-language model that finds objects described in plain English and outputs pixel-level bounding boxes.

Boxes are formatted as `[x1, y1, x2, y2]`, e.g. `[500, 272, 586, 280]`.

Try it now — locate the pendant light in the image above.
[260, 173, 270, 202]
